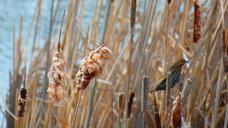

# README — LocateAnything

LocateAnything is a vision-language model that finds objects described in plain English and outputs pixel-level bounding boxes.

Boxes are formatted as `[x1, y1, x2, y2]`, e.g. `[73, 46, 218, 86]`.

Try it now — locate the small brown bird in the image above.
[152, 58, 188, 92]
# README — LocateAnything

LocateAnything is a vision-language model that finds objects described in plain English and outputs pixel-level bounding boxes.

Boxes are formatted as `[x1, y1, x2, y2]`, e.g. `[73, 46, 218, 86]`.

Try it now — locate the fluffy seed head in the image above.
[76, 45, 112, 90]
[47, 48, 67, 104]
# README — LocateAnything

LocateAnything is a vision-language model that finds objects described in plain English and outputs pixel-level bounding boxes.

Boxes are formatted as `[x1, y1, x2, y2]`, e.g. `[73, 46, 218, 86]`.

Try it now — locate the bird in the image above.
[151, 58, 188, 92]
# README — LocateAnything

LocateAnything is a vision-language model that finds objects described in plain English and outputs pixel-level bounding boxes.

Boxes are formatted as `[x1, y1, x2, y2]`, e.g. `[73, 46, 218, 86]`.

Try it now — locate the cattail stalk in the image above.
[141, 76, 148, 128]
[124, 0, 136, 127]
[211, 60, 224, 128]
[223, 29, 228, 72]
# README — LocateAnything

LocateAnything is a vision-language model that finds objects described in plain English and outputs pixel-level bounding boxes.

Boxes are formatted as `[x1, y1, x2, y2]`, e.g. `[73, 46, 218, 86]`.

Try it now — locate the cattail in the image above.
[171, 95, 181, 128]
[167, 0, 172, 4]
[130, 0, 136, 29]
[152, 58, 188, 92]
[47, 47, 67, 104]
[17, 68, 27, 118]
[117, 92, 125, 119]
[76, 45, 112, 90]
[193, 1, 201, 43]
[118, 92, 125, 113]
[17, 87, 27, 117]
[47, 10, 66, 104]
[127, 92, 135, 118]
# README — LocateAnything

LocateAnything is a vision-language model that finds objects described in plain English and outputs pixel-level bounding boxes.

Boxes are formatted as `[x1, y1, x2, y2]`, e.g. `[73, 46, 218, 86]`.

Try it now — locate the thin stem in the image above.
[72, 90, 83, 127]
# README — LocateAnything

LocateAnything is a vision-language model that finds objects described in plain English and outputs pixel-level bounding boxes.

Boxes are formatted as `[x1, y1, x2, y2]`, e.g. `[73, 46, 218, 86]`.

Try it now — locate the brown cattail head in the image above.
[47, 46, 67, 104]
[167, 0, 172, 4]
[127, 92, 135, 118]
[130, 0, 137, 29]
[171, 95, 181, 128]
[193, 1, 201, 43]
[118, 92, 125, 112]
[76, 45, 112, 91]
[17, 88, 27, 117]
[118, 92, 125, 118]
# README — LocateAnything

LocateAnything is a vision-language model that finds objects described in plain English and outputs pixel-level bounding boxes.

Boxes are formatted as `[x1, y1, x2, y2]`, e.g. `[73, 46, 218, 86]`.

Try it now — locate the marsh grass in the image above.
[3, 0, 228, 127]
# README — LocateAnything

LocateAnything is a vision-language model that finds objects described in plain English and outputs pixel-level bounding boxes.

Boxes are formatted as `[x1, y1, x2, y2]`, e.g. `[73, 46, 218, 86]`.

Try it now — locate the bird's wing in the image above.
[154, 77, 167, 91]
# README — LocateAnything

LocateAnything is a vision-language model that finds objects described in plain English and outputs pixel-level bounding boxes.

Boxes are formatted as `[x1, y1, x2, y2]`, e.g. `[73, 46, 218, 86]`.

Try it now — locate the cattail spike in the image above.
[47, 27, 67, 104]
[76, 45, 112, 91]
[127, 92, 135, 118]
[193, 1, 201, 43]
[130, 0, 137, 29]
[118, 92, 125, 118]
[17, 70, 27, 118]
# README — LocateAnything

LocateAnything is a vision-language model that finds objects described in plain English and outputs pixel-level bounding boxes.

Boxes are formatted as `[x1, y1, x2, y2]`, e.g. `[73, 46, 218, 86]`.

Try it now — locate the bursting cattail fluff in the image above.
[17, 88, 27, 117]
[47, 47, 67, 104]
[76, 45, 112, 90]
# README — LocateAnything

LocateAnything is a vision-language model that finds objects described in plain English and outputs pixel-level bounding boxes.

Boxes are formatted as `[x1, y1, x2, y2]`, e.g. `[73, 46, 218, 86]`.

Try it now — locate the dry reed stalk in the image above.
[211, 60, 224, 128]
[124, 0, 137, 127]
[193, 0, 201, 43]
[71, 90, 83, 127]
[84, 80, 96, 128]
[223, 29, 228, 72]
[141, 76, 148, 127]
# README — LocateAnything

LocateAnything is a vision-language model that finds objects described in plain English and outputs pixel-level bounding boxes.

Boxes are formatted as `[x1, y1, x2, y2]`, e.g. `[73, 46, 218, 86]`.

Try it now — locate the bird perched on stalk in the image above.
[151, 58, 188, 92]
